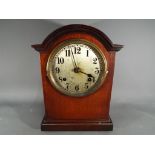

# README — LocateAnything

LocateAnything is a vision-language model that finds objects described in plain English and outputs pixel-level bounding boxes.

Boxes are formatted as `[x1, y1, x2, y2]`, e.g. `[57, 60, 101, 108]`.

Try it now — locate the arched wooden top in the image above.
[32, 24, 123, 52]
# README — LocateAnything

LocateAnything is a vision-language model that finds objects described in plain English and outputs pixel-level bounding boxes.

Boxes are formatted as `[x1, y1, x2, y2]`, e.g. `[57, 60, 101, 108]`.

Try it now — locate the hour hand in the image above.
[87, 74, 94, 78]
[79, 70, 94, 78]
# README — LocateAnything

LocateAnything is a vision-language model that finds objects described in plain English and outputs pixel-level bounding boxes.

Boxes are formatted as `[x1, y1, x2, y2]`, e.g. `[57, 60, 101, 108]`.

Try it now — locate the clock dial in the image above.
[46, 39, 108, 97]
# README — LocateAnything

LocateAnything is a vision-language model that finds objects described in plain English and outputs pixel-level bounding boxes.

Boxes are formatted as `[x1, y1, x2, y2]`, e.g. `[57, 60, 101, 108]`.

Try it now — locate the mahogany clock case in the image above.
[32, 24, 123, 131]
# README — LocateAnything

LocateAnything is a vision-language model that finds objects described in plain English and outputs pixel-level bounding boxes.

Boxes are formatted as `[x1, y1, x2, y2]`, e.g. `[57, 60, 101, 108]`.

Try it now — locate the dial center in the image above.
[74, 67, 81, 73]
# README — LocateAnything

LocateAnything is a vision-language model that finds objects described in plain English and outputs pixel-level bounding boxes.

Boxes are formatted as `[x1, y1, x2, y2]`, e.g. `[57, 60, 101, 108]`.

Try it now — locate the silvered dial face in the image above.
[46, 40, 108, 97]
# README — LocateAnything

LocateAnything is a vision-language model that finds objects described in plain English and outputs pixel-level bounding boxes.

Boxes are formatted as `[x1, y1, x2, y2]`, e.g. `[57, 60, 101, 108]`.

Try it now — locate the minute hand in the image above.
[71, 51, 78, 68]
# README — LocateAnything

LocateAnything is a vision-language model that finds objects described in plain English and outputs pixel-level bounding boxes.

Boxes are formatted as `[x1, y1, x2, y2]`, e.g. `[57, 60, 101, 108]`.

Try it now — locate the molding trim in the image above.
[32, 24, 123, 52]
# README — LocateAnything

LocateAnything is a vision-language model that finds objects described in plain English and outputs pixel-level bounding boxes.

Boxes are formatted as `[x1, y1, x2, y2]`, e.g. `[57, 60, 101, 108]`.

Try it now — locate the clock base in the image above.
[41, 117, 113, 131]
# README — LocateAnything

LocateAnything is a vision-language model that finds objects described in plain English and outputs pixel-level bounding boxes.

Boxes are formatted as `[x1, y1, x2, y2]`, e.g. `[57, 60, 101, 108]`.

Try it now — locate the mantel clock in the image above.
[32, 24, 123, 131]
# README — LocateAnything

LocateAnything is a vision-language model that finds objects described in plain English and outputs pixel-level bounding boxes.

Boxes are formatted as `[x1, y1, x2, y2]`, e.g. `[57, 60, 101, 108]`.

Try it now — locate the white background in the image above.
[0, 19, 155, 134]
[0, 0, 155, 155]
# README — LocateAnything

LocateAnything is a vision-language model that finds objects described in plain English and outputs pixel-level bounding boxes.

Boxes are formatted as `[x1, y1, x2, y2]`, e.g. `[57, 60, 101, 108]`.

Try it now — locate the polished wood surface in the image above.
[32, 25, 123, 131]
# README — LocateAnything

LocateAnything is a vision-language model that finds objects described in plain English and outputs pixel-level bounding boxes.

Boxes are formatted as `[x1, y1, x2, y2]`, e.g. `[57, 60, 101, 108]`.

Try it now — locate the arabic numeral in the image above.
[85, 83, 89, 89]
[74, 46, 81, 54]
[93, 58, 98, 64]
[94, 67, 100, 74]
[75, 85, 79, 91]
[58, 77, 63, 82]
[66, 50, 71, 57]
[58, 77, 67, 82]
[55, 67, 60, 73]
[86, 50, 89, 57]
[58, 57, 64, 64]
[66, 83, 69, 90]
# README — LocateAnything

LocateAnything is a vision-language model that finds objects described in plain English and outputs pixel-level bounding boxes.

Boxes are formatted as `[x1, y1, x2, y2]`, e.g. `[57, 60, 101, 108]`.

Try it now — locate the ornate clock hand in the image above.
[71, 50, 78, 68]
[79, 70, 95, 82]
[71, 53, 76, 68]
[70, 51, 76, 68]
[79, 70, 95, 78]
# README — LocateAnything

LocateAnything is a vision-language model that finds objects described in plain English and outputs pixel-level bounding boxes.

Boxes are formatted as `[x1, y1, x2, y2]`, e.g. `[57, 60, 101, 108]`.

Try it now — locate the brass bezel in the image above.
[46, 39, 108, 97]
